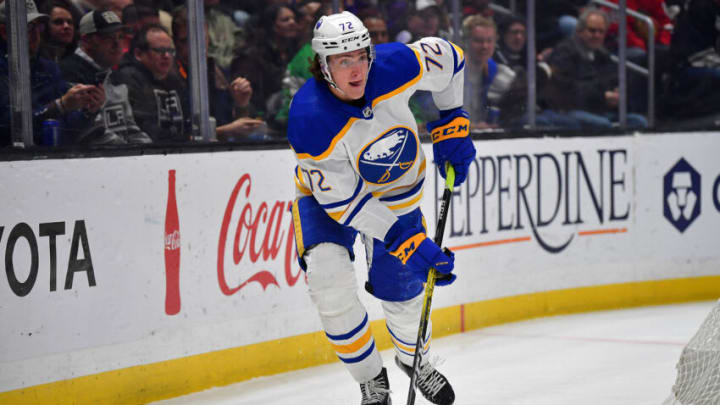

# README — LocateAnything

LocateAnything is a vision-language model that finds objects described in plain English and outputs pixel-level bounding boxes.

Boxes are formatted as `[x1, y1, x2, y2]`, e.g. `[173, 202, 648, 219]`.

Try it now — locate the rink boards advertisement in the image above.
[1, 132, 719, 402]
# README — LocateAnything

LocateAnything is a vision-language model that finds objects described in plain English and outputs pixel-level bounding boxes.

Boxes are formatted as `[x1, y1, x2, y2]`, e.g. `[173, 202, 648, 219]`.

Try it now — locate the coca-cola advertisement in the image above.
[165, 169, 181, 315]
[217, 173, 304, 297]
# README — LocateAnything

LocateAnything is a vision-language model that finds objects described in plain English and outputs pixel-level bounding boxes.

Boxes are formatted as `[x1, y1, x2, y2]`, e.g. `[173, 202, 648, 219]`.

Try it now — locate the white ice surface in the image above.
[152, 301, 715, 405]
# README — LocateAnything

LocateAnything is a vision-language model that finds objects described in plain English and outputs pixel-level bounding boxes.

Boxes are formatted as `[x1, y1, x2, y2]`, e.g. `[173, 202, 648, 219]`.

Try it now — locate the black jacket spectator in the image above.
[544, 35, 617, 114]
[112, 25, 189, 142]
[112, 57, 188, 142]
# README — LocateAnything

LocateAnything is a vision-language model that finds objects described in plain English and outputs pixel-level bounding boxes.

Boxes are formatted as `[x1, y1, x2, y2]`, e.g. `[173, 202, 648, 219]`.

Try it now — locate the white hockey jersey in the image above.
[288, 38, 465, 242]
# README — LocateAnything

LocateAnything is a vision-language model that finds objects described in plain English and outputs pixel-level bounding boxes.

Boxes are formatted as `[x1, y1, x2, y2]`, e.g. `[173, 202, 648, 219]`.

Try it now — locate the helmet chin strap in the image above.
[320, 60, 344, 95]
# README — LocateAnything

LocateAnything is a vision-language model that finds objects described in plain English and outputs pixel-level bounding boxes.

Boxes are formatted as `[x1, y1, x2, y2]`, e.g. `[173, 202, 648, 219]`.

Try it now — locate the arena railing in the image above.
[591, 0, 656, 127]
[6, 0, 33, 147]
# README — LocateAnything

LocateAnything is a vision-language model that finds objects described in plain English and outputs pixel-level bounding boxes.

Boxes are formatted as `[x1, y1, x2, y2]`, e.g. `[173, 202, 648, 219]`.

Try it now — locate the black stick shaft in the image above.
[406, 167, 454, 405]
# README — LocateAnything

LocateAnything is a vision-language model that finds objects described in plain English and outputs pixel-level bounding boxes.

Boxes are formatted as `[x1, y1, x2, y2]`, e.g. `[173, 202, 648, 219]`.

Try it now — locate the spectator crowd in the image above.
[1, 0, 719, 147]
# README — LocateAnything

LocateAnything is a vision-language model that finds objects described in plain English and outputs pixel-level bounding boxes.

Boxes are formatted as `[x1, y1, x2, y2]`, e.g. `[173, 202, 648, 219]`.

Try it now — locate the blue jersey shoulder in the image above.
[288, 43, 422, 158]
[288, 78, 351, 157]
[366, 42, 421, 103]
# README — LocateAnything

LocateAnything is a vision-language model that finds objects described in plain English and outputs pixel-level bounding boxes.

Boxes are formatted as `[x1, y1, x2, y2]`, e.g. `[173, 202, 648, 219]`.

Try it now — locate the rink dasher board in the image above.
[0, 132, 719, 403]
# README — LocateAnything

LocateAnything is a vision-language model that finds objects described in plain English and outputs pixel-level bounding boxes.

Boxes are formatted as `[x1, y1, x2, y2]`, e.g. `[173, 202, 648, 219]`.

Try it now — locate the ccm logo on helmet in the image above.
[341, 35, 362, 43]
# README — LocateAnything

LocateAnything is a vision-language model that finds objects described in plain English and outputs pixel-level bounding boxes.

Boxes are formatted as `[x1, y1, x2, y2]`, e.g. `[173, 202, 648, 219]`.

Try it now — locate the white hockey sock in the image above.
[306, 243, 382, 382]
[382, 293, 432, 367]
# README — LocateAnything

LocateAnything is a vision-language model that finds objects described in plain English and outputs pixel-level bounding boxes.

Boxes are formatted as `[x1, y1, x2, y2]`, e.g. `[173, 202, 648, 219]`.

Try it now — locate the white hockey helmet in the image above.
[311, 11, 375, 88]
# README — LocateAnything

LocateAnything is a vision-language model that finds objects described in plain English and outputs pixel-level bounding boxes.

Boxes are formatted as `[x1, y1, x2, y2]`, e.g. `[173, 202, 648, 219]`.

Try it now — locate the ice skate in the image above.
[360, 367, 392, 405]
[395, 356, 454, 405]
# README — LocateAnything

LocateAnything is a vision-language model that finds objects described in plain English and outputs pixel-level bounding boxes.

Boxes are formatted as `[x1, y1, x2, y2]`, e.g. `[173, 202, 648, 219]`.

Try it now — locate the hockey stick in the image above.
[406, 163, 455, 405]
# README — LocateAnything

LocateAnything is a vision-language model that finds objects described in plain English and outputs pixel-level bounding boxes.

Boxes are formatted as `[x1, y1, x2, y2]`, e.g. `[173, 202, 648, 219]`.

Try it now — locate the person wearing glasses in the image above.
[0, 0, 104, 147]
[59, 9, 151, 144]
[112, 24, 188, 142]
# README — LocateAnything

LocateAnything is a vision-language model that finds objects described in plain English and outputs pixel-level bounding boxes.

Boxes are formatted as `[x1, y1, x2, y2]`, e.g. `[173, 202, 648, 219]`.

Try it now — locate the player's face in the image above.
[328, 48, 369, 101]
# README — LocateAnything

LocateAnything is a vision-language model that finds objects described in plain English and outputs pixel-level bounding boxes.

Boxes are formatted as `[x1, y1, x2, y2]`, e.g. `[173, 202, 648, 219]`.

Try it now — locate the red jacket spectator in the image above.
[606, 0, 673, 50]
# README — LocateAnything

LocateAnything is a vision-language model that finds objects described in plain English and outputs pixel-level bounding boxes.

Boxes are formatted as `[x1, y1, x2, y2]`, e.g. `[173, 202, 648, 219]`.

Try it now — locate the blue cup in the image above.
[41, 119, 62, 146]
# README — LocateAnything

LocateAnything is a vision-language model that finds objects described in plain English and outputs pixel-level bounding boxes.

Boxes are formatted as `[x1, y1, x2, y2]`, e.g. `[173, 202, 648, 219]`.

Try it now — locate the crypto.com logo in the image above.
[663, 158, 701, 233]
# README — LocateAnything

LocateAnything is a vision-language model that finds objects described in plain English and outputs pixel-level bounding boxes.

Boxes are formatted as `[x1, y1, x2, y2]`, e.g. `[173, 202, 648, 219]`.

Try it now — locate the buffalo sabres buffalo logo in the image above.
[357, 126, 417, 184]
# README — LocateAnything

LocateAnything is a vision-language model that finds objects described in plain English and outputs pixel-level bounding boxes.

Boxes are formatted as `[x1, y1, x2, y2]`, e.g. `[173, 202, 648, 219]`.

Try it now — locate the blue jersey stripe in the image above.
[320, 179, 363, 209]
[455, 58, 465, 75]
[343, 193, 373, 226]
[387, 326, 415, 347]
[326, 313, 369, 341]
[338, 341, 376, 364]
[379, 178, 424, 202]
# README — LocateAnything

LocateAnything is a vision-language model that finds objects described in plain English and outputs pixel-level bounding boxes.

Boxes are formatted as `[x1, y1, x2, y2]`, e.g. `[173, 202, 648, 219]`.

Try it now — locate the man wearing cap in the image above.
[60, 9, 151, 144]
[0, 0, 105, 146]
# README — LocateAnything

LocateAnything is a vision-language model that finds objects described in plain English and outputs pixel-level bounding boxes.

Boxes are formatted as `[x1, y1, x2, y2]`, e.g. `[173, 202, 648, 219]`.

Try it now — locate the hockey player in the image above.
[288, 11, 475, 405]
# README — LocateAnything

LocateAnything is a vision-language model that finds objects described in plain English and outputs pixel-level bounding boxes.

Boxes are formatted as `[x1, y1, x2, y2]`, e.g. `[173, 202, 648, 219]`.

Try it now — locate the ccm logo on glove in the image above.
[430, 116, 470, 143]
[391, 232, 425, 264]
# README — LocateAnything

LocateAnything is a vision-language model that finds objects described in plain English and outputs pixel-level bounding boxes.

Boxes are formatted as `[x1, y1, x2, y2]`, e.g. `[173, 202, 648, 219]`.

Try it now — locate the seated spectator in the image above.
[39, 0, 77, 63]
[171, 5, 263, 141]
[205, 0, 244, 73]
[661, 0, 720, 120]
[544, 8, 648, 129]
[462, 15, 515, 130]
[494, 15, 527, 72]
[492, 16, 580, 129]
[230, 4, 300, 129]
[112, 24, 188, 142]
[0, 0, 104, 147]
[60, 9, 151, 144]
